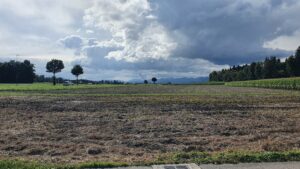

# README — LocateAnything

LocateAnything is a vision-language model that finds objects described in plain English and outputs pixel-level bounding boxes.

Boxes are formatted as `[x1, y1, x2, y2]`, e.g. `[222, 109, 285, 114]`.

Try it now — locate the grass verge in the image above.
[0, 83, 123, 91]
[0, 160, 128, 169]
[1, 151, 300, 168]
[157, 151, 300, 164]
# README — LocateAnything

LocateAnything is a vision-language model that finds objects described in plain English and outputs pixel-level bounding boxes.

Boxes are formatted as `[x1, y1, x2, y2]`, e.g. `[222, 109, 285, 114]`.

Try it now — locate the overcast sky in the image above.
[1, 0, 300, 81]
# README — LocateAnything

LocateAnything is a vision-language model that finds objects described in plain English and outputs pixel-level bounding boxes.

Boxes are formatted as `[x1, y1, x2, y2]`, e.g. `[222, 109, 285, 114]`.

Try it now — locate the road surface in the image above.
[200, 162, 300, 169]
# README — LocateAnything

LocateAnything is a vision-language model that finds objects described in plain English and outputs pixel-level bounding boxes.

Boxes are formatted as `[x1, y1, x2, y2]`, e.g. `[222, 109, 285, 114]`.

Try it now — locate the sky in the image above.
[1, 0, 300, 81]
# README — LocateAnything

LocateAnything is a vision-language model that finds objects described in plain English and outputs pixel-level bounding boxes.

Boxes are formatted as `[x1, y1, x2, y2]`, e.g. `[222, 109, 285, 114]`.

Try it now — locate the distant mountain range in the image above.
[130, 77, 209, 84]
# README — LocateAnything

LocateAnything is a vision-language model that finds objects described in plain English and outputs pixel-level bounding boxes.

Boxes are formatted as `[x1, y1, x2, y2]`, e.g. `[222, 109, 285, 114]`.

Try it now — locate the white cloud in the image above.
[264, 30, 300, 51]
[83, 0, 177, 62]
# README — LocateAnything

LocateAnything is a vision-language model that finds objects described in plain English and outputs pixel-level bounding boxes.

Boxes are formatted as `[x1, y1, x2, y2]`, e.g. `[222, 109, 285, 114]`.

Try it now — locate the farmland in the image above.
[226, 77, 300, 90]
[0, 84, 300, 166]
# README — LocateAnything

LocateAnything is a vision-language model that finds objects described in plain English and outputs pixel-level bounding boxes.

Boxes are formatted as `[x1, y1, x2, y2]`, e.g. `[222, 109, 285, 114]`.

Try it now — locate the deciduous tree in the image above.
[46, 59, 64, 85]
[151, 77, 157, 84]
[71, 65, 84, 85]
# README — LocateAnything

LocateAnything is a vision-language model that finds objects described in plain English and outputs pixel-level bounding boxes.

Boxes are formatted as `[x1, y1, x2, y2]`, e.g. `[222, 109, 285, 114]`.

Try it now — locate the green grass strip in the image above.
[0, 83, 123, 91]
[0, 160, 128, 169]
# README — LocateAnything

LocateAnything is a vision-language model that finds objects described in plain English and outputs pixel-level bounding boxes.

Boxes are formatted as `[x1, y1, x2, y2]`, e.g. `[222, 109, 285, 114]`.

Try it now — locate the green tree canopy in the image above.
[152, 77, 157, 84]
[0, 60, 35, 83]
[71, 65, 84, 85]
[46, 59, 64, 85]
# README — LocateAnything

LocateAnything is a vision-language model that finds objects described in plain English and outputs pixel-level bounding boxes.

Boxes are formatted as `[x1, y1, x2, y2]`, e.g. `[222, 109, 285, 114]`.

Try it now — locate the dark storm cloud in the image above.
[151, 0, 299, 64]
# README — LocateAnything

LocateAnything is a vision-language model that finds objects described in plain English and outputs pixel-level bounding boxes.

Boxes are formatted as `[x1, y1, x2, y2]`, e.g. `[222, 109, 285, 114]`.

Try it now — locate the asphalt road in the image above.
[101, 162, 300, 169]
[200, 162, 300, 169]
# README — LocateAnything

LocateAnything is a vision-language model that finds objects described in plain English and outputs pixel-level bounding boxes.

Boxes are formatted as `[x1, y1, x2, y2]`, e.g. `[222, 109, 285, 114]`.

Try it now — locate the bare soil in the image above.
[0, 85, 299, 163]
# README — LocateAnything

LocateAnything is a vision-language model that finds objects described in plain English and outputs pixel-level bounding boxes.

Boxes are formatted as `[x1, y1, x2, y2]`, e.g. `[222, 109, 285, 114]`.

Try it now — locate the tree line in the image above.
[0, 60, 35, 83]
[209, 46, 300, 82]
[0, 58, 126, 85]
[0, 59, 84, 85]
